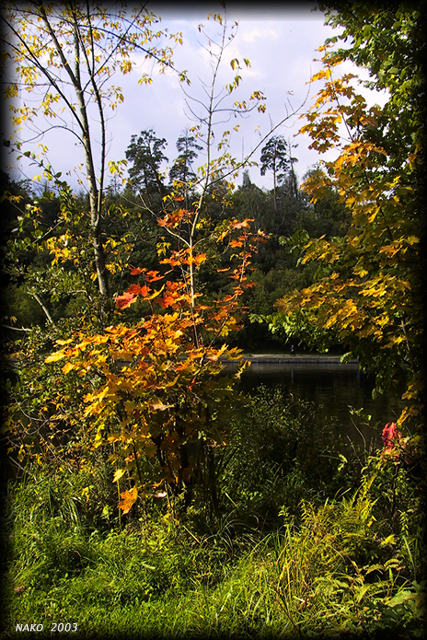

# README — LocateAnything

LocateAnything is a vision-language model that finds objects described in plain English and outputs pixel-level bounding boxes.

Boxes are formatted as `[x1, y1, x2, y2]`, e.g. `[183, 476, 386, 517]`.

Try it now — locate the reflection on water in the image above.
[236, 362, 403, 450]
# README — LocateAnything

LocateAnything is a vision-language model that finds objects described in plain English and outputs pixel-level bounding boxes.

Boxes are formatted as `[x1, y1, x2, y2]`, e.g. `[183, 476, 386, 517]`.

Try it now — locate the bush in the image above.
[216, 385, 353, 526]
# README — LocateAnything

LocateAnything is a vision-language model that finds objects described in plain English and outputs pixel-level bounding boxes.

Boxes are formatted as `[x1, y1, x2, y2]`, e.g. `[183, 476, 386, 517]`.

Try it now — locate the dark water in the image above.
[237, 362, 403, 450]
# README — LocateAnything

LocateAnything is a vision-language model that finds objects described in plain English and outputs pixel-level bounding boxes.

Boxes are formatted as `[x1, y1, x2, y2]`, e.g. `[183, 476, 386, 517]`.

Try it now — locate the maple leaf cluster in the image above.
[45, 209, 264, 513]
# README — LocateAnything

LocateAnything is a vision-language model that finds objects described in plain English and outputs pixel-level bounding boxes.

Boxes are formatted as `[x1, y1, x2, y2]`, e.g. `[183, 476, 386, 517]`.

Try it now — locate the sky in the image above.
[3, 2, 389, 193]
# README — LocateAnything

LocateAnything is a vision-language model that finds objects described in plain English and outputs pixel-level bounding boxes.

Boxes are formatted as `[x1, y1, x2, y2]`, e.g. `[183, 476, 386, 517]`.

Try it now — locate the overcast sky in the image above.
[5, 2, 388, 193]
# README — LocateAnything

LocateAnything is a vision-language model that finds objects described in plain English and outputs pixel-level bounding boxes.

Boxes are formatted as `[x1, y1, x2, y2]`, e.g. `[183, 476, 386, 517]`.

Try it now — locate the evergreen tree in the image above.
[260, 135, 291, 211]
[125, 129, 168, 197]
[169, 131, 202, 188]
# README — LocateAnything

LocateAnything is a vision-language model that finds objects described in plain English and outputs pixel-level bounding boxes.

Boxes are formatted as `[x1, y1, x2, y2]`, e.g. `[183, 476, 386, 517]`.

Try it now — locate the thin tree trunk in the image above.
[39, 7, 110, 304]
[72, 24, 109, 301]
[29, 292, 55, 326]
[273, 147, 278, 212]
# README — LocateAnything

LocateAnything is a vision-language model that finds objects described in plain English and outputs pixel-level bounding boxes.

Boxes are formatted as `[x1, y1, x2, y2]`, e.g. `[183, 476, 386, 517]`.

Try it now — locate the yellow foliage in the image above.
[118, 487, 138, 514]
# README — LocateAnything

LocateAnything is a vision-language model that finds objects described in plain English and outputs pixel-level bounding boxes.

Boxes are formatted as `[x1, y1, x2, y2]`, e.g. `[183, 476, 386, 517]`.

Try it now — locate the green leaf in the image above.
[387, 590, 416, 608]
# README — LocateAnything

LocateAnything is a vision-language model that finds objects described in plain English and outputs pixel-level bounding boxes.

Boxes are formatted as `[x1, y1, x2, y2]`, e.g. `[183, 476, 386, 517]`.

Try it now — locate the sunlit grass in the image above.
[4, 391, 424, 639]
[4, 474, 423, 639]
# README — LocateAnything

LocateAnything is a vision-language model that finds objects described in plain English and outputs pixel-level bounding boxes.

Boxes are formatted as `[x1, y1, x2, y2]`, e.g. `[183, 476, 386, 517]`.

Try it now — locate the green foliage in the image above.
[2, 7, 425, 638]
[125, 129, 168, 197]
[321, 3, 424, 157]
[215, 385, 387, 525]
[5, 285, 45, 327]
[169, 131, 202, 191]
[4, 451, 424, 638]
[273, 488, 424, 637]
[259, 135, 299, 206]
[260, 136, 292, 182]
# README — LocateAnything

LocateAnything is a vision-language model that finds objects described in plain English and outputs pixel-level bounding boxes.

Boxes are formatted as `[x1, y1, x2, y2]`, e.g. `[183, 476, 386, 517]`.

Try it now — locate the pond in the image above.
[233, 358, 404, 452]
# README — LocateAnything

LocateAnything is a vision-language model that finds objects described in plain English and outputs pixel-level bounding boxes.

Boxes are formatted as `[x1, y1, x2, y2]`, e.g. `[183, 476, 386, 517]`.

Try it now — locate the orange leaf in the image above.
[160, 292, 179, 308]
[118, 487, 138, 514]
[127, 283, 146, 296]
[230, 218, 253, 229]
[145, 270, 163, 282]
[139, 285, 151, 297]
[192, 253, 207, 266]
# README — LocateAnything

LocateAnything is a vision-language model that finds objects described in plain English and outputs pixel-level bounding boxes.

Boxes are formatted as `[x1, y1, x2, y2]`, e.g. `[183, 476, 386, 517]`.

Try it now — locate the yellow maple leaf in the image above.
[118, 486, 138, 514]
[113, 468, 126, 482]
[61, 362, 75, 374]
[45, 351, 65, 363]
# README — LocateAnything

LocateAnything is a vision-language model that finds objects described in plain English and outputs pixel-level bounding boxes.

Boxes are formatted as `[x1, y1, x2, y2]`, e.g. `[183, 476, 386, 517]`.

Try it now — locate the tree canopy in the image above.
[270, 4, 424, 439]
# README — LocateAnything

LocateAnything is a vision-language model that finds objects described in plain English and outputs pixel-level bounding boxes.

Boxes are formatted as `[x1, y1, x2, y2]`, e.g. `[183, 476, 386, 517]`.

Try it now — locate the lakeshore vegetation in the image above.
[1, 3, 425, 638]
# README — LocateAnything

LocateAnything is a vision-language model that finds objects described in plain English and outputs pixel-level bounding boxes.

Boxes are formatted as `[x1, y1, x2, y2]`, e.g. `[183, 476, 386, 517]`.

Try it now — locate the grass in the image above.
[3, 470, 424, 640]
[3, 390, 425, 639]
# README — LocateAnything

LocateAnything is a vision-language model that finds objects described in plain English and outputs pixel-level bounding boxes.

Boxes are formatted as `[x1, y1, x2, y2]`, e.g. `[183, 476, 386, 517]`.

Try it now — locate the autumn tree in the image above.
[6, 10, 308, 517]
[1, 2, 185, 310]
[270, 5, 424, 443]
[41, 12, 273, 515]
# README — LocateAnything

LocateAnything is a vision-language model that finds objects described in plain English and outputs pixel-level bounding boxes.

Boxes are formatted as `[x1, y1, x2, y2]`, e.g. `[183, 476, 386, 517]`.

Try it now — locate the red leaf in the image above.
[139, 285, 151, 297]
[115, 292, 137, 309]
[127, 283, 143, 295]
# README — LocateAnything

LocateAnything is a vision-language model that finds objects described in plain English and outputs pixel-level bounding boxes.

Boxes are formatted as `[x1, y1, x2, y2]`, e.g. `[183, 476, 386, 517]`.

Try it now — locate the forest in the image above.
[1, 3, 425, 638]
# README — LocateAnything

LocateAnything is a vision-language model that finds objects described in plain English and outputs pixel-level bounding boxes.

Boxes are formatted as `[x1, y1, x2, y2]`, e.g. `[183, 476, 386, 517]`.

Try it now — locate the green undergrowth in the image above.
[2, 390, 425, 639]
[3, 470, 425, 639]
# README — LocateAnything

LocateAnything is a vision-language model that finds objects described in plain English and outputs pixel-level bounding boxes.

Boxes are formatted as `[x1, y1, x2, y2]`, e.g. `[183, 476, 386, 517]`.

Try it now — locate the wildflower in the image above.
[382, 422, 401, 451]
[381, 422, 409, 463]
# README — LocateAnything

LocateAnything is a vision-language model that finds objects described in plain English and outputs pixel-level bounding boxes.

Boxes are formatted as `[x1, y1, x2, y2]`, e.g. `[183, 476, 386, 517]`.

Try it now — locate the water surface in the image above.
[237, 361, 403, 450]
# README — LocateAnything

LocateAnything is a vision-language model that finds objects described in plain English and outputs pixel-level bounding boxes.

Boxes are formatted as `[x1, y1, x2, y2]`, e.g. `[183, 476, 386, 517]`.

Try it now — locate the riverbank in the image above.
[222, 353, 359, 366]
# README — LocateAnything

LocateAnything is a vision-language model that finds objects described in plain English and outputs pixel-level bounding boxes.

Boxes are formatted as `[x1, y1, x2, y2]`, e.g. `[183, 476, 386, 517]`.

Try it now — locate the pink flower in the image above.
[381, 422, 409, 463]
[382, 422, 401, 451]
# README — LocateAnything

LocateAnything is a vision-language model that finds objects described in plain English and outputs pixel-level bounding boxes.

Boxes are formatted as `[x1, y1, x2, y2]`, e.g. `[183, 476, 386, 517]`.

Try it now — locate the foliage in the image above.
[14, 11, 272, 516]
[41, 211, 262, 513]
[259, 134, 300, 210]
[259, 135, 294, 208]
[270, 6, 424, 436]
[4, 450, 424, 638]
[169, 131, 203, 196]
[3, 8, 425, 637]
[273, 485, 424, 637]
[3, 320, 100, 479]
[125, 129, 169, 197]
[2, 179, 104, 324]
[216, 386, 344, 524]
[1, 2, 186, 301]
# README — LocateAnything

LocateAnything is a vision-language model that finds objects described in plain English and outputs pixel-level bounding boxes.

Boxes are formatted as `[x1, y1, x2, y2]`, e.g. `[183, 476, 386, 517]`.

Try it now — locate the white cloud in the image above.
[7, 6, 390, 191]
[240, 26, 279, 44]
